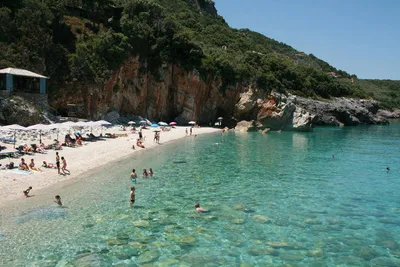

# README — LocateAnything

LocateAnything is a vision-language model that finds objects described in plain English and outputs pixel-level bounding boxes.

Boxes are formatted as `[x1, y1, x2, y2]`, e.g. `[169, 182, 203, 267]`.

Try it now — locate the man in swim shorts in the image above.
[56, 152, 60, 174]
[130, 169, 137, 183]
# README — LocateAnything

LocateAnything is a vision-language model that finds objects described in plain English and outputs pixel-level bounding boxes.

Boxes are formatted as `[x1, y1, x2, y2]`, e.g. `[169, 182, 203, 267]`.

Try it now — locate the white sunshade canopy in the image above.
[128, 121, 136, 125]
[1, 124, 28, 130]
[188, 121, 196, 124]
[94, 120, 112, 126]
[158, 122, 168, 126]
[26, 124, 53, 130]
[0, 67, 48, 79]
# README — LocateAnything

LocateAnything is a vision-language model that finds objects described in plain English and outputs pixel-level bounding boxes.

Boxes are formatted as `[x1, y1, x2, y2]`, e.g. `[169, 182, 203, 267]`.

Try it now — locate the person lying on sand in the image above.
[195, 202, 209, 213]
[29, 159, 42, 172]
[18, 158, 30, 171]
[42, 161, 57, 169]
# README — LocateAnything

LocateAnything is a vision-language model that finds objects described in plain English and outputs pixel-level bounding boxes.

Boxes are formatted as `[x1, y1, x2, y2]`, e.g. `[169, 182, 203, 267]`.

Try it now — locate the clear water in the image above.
[1, 124, 400, 266]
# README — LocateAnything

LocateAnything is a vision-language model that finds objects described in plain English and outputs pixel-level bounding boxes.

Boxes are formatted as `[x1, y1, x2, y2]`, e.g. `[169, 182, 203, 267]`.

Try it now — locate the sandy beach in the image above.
[0, 126, 219, 206]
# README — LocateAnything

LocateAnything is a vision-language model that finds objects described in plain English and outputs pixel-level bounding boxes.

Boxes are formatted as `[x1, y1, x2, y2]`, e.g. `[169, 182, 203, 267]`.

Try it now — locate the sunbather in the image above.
[42, 161, 56, 169]
[29, 159, 42, 172]
[18, 158, 30, 171]
[136, 139, 145, 148]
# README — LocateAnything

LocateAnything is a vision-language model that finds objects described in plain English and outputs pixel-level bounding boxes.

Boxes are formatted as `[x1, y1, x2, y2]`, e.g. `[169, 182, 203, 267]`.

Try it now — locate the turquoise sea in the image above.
[0, 123, 400, 266]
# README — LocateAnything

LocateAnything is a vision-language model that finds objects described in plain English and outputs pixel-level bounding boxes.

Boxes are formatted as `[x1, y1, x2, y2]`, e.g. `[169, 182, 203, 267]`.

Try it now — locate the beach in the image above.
[0, 126, 219, 206]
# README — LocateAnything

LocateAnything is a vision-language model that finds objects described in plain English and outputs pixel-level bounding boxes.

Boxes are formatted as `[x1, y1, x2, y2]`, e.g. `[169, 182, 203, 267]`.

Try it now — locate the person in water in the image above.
[143, 169, 148, 177]
[386, 167, 390, 172]
[149, 168, 153, 176]
[130, 186, 136, 205]
[130, 169, 137, 183]
[54, 195, 63, 206]
[23, 186, 33, 197]
[195, 202, 209, 213]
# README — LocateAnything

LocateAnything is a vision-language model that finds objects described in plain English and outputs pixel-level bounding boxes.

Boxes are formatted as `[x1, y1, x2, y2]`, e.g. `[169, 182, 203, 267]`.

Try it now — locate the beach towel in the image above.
[7, 170, 34, 175]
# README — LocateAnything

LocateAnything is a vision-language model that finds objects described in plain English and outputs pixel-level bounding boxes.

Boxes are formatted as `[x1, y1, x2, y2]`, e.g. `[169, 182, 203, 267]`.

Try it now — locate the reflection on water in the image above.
[0, 125, 400, 266]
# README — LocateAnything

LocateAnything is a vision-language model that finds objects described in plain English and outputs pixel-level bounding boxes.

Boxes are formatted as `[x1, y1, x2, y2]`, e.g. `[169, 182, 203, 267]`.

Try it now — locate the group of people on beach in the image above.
[15, 152, 70, 175]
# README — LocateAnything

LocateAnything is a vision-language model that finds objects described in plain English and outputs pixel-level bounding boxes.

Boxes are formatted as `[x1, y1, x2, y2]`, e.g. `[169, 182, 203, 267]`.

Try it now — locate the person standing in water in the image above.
[143, 169, 148, 177]
[54, 195, 63, 206]
[130, 186, 136, 206]
[130, 169, 137, 183]
[149, 168, 153, 176]
[56, 152, 61, 175]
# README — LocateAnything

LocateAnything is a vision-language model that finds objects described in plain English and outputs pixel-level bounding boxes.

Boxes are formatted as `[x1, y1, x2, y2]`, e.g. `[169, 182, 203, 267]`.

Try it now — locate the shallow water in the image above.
[0, 125, 400, 266]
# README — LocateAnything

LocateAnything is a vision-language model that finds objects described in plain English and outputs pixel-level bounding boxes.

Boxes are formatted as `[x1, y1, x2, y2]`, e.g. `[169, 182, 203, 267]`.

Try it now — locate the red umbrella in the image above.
[169, 122, 177, 125]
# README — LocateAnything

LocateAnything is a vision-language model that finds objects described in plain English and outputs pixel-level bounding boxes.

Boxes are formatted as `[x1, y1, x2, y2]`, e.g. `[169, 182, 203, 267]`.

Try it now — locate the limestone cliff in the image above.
[50, 57, 389, 131]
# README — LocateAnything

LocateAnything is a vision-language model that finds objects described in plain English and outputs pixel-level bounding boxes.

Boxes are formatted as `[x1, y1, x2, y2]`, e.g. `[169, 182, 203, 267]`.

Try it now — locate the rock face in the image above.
[50, 57, 390, 131]
[0, 96, 49, 126]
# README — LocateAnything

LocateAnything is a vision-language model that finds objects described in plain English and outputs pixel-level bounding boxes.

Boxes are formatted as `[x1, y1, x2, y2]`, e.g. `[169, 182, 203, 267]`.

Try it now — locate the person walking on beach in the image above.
[185, 128, 188, 136]
[23, 186, 32, 197]
[190, 127, 193, 136]
[56, 152, 61, 174]
[130, 186, 136, 205]
[130, 169, 137, 183]
[54, 195, 63, 206]
[61, 157, 70, 175]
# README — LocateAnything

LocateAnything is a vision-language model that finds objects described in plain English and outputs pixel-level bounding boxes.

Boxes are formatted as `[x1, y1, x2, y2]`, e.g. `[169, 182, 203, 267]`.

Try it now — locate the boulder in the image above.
[235, 120, 256, 132]
[104, 111, 120, 124]
[0, 96, 47, 126]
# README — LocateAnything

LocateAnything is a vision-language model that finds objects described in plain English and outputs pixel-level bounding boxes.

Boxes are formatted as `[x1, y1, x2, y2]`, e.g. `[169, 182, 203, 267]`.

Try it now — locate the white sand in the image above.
[0, 126, 219, 206]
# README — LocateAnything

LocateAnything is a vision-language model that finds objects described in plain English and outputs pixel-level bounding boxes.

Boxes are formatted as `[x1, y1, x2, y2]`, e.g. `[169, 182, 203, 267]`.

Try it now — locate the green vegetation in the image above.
[0, 0, 399, 108]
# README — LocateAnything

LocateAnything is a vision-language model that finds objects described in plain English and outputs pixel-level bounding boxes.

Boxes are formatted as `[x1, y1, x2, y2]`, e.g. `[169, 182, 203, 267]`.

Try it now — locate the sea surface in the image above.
[0, 124, 400, 266]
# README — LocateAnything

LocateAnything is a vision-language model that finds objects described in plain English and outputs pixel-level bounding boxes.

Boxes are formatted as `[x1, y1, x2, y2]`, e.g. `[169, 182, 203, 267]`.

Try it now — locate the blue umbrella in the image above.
[151, 123, 159, 127]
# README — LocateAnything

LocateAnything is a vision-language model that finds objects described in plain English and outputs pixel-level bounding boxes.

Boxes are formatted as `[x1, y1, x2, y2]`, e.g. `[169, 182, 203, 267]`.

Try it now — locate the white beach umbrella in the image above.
[2, 124, 27, 148]
[94, 120, 112, 126]
[158, 122, 168, 126]
[188, 121, 196, 125]
[128, 121, 136, 125]
[217, 117, 223, 120]
[26, 124, 53, 143]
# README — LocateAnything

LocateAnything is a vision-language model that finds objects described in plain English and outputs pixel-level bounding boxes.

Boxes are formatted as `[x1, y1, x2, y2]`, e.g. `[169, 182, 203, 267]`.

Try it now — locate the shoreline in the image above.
[0, 126, 220, 207]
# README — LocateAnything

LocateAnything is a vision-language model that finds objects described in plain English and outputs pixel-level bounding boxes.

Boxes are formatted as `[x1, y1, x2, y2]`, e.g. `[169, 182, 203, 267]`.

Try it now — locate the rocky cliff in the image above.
[50, 57, 390, 131]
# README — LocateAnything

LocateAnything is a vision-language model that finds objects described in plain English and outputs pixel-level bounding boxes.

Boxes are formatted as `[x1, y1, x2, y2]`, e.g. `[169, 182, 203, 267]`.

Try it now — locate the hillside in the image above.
[0, 0, 399, 110]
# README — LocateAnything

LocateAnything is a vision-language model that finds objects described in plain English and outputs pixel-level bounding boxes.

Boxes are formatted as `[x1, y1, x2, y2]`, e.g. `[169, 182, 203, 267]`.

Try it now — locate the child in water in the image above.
[149, 168, 153, 176]
[130, 186, 135, 205]
[23, 186, 33, 197]
[195, 202, 209, 213]
[143, 169, 148, 177]
[130, 169, 137, 183]
[54, 195, 63, 206]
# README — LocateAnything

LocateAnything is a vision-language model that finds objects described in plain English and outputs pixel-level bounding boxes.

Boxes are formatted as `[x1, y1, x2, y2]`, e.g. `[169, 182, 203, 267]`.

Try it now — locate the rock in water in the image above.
[16, 206, 66, 224]
[70, 253, 111, 267]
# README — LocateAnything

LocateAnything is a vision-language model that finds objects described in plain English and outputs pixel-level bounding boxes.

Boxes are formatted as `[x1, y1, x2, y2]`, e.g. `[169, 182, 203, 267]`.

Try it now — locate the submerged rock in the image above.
[252, 215, 272, 224]
[132, 220, 149, 228]
[138, 251, 160, 264]
[70, 253, 111, 267]
[353, 246, 381, 260]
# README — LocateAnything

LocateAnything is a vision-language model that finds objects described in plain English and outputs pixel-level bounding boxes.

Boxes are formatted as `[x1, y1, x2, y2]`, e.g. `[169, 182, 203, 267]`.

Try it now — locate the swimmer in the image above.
[130, 169, 137, 183]
[332, 154, 335, 159]
[149, 168, 153, 176]
[195, 202, 209, 213]
[23, 186, 32, 197]
[143, 169, 148, 177]
[54, 195, 63, 206]
[386, 167, 390, 172]
[130, 186, 135, 205]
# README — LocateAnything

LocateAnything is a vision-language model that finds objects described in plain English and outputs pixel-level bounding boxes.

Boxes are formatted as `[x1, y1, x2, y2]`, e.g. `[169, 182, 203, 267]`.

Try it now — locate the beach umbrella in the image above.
[26, 124, 52, 144]
[139, 120, 147, 125]
[158, 122, 168, 126]
[217, 117, 223, 120]
[94, 120, 112, 126]
[74, 121, 89, 127]
[2, 124, 27, 148]
[151, 123, 159, 127]
[188, 121, 196, 125]
[128, 121, 136, 125]
[169, 122, 177, 125]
